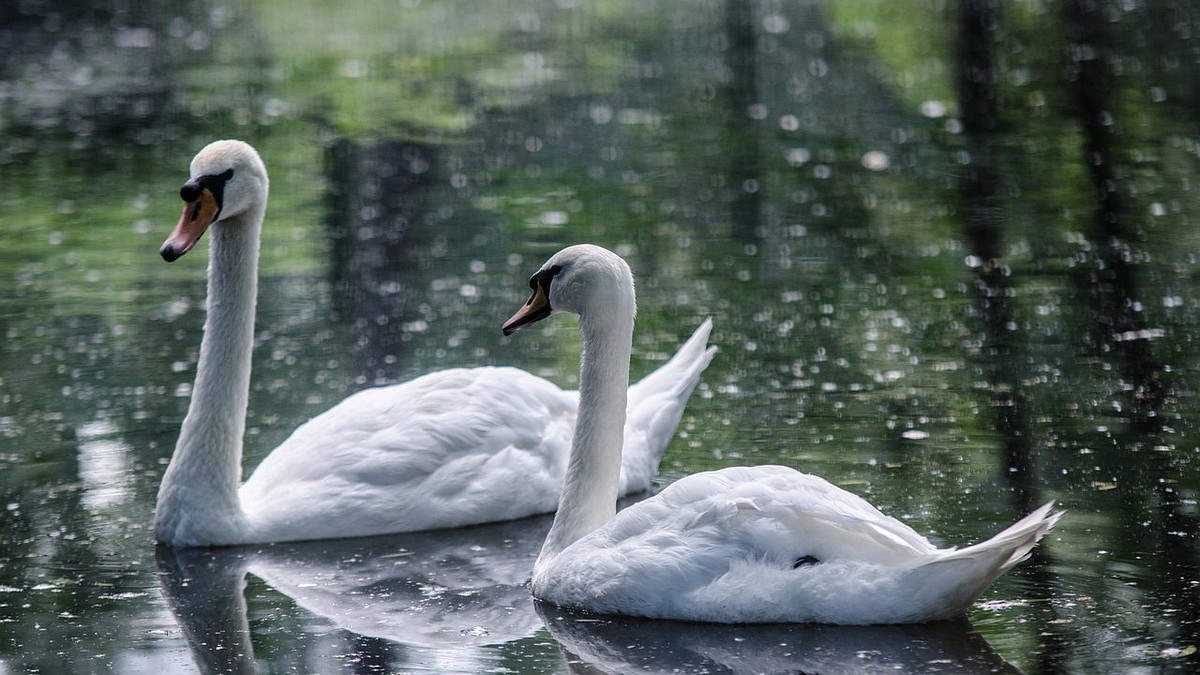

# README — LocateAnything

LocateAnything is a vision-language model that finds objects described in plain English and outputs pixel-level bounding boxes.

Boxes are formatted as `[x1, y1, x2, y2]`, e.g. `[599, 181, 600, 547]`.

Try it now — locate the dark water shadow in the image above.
[722, 0, 762, 244]
[1048, 0, 1200, 661]
[322, 134, 439, 387]
[951, 0, 1200, 669]
[1063, 0, 1170, 421]
[955, 3, 1066, 670]
[536, 602, 1022, 675]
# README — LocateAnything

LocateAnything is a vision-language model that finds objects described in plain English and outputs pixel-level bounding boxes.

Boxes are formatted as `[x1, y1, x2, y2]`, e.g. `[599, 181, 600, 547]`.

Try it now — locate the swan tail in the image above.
[629, 318, 716, 403]
[620, 319, 717, 492]
[627, 317, 716, 417]
[906, 501, 1061, 619]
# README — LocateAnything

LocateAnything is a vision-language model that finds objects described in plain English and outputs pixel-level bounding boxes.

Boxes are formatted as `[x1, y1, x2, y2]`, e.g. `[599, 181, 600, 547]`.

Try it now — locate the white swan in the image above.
[153, 140, 716, 547]
[502, 244, 1062, 625]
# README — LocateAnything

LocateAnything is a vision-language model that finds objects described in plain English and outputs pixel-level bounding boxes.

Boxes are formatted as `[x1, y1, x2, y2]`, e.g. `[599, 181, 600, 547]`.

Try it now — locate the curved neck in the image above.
[538, 304, 635, 562]
[155, 206, 263, 544]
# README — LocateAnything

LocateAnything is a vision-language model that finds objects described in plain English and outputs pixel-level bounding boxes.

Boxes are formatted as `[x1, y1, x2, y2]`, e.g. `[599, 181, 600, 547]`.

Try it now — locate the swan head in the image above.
[160, 140, 269, 262]
[502, 244, 635, 335]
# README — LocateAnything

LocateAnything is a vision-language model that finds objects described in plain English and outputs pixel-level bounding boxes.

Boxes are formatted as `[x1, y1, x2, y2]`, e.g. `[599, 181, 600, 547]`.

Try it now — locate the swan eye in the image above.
[220, 168, 235, 181]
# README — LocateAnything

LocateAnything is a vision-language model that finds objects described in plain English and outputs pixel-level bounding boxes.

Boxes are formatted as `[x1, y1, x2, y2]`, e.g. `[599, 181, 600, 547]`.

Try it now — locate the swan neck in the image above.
[539, 308, 634, 561]
[155, 207, 263, 544]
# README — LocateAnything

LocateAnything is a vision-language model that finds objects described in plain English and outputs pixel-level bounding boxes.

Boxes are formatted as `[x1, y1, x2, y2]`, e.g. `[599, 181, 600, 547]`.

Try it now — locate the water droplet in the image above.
[861, 150, 890, 171]
[920, 100, 947, 118]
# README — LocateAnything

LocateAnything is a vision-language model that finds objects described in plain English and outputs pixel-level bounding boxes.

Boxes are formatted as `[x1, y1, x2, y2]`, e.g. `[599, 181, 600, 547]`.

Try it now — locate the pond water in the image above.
[2, 0, 1199, 672]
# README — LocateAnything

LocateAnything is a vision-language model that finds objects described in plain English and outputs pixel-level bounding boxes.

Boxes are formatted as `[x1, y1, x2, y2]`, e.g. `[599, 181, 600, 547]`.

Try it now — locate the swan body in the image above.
[153, 140, 716, 547]
[502, 244, 1061, 625]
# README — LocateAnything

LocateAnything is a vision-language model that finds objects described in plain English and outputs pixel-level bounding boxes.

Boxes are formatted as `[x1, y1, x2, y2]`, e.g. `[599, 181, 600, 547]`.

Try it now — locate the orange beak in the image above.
[502, 282, 552, 336]
[160, 187, 221, 262]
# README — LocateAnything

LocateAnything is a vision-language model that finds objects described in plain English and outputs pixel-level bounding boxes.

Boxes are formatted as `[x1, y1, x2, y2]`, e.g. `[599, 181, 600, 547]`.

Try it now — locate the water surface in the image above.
[2, 1, 1198, 672]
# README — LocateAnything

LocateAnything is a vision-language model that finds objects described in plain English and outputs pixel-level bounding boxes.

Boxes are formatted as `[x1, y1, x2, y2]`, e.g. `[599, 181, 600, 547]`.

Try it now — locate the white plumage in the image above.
[503, 244, 1061, 625]
[153, 140, 715, 547]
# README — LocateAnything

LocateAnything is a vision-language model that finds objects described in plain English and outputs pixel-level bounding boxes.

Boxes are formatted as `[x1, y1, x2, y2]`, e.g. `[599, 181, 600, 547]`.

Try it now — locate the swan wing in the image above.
[606, 465, 938, 561]
[240, 366, 576, 540]
[534, 465, 952, 623]
[238, 318, 714, 542]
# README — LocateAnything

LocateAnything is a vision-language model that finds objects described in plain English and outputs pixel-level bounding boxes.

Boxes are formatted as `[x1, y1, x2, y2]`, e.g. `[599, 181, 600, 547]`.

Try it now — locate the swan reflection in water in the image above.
[159, 509, 1023, 674]
[157, 513, 556, 674]
[536, 602, 1023, 675]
